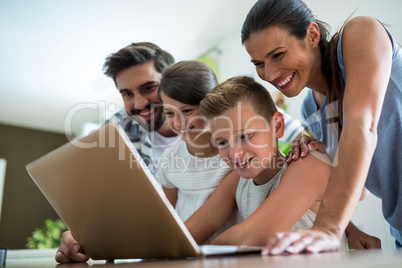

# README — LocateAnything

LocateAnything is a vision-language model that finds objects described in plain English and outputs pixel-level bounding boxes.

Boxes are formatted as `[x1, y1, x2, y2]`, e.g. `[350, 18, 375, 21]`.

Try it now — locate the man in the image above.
[103, 42, 179, 171]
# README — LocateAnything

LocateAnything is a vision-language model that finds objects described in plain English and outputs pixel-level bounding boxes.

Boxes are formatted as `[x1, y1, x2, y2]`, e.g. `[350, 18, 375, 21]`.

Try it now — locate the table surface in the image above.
[5, 248, 402, 268]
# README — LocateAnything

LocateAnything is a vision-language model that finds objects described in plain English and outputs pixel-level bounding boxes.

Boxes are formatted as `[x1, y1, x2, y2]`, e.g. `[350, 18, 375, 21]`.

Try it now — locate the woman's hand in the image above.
[262, 227, 341, 255]
[286, 133, 326, 165]
[55, 231, 89, 263]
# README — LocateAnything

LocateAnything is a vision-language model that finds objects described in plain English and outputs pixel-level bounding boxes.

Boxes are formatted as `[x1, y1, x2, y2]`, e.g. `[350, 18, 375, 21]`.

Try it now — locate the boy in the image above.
[183, 76, 349, 250]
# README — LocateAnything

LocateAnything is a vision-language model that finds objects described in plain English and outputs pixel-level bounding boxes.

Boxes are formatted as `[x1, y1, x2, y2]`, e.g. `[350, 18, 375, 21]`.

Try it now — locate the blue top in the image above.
[301, 21, 402, 243]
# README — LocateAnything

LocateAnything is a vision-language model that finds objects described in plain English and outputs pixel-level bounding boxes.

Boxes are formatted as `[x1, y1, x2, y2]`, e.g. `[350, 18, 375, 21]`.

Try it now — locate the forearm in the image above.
[313, 125, 377, 238]
[186, 214, 222, 245]
[211, 223, 268, 246]
[345, 221, 359, 237]
[210, 224, 244, 245]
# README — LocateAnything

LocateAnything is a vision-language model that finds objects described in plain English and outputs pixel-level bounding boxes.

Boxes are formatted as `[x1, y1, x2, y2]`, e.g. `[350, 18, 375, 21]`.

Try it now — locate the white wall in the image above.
[210, 0, 401, 250]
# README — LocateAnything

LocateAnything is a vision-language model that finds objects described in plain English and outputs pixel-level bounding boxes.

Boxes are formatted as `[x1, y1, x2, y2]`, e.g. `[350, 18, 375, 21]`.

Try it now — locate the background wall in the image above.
[0, 124, 66, 249]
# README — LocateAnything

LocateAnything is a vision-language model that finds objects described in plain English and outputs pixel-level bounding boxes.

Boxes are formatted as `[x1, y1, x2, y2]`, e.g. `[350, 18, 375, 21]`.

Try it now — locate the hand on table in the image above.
[262, 227, 341, 256]
[55, 231, 89, 263]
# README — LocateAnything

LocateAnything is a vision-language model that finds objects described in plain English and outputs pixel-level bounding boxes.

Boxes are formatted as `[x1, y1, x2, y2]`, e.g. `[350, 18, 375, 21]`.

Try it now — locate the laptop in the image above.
[26, 122, 262, 261]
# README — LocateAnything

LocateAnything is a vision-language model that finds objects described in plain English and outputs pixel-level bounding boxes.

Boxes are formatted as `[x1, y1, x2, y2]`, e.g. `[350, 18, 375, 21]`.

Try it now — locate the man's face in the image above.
[116, 62, 164, 131]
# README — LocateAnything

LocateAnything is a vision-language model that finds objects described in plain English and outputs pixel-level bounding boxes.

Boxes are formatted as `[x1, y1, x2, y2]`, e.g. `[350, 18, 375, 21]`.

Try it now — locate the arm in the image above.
[264, 16, 392, 255]
[163, 186, 178, 207]
[212, 154, 329, 246]
[155, 152, 178, 207]
[359, 187, 370, 201]
[184, 171, 239, 244]
[289, 143, 378, 249]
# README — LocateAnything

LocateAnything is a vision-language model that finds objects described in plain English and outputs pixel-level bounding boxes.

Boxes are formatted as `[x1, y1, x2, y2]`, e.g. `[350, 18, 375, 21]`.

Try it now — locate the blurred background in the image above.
[0, 0, 400, 250]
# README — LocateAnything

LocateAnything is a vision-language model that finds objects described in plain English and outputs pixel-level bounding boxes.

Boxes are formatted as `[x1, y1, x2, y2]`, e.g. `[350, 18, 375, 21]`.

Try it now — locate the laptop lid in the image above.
[26, 122, 200, 260]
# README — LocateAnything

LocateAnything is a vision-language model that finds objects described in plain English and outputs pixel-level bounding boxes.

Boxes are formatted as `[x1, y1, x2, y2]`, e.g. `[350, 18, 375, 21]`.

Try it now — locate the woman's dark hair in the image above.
[159, 60, 218, 105]
[242, 0, 343, 135]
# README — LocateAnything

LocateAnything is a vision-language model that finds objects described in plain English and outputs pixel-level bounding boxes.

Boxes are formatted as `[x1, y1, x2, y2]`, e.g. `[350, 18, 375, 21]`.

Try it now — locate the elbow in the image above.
[363, 123, 378, 150]
[343, 114, 378, 149]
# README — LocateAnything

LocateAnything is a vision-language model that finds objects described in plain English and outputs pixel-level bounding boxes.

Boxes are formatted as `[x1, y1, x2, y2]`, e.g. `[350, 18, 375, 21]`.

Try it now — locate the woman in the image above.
[241, 0, 401, 254]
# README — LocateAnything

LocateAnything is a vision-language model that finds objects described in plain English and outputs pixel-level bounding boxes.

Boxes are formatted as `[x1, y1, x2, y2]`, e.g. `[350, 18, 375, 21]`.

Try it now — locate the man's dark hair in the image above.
[103, 42, 175, 86]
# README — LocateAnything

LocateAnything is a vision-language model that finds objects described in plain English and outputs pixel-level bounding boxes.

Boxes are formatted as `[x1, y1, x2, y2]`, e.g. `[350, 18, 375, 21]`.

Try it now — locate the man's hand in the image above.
[55, 231, 89, 263]
[346, 225, 381, 250]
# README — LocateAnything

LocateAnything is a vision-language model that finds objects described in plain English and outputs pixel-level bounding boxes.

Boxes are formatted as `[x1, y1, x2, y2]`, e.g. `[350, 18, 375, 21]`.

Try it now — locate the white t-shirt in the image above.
[156, 141, 232, 221]
[147, 131, 180, 174]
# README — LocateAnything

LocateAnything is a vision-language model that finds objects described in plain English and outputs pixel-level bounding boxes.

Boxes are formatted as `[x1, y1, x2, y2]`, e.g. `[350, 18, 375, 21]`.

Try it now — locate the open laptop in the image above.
[26, 122, 262, 261]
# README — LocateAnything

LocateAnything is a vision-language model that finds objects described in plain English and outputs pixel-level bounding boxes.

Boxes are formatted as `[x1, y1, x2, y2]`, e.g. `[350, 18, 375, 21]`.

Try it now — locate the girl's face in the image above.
[244, 24, 320, 98]
[210, 100, 284, 185]
[161, 92, 207, 143]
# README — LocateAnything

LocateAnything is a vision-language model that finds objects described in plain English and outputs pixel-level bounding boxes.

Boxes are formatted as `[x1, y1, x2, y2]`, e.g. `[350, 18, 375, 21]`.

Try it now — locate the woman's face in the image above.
[244, 25, 319, 98]
[160, 92, 207, 143]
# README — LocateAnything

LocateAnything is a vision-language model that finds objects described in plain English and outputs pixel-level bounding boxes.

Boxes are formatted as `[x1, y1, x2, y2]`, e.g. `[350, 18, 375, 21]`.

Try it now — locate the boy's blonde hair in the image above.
[199, 76, 277, 121]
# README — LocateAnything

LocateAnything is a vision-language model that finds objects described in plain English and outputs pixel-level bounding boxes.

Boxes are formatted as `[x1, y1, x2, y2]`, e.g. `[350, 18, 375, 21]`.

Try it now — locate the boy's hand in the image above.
[287, 134, 326, 165]
[55, 231, 89, 263]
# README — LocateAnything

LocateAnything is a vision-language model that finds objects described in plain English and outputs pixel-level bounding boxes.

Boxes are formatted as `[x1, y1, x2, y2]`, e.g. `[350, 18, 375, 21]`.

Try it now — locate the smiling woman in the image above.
[241, 0, 402, 254]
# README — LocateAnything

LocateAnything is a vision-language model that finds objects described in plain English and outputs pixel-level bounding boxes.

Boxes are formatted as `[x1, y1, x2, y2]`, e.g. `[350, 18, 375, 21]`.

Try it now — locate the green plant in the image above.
[26, 218, 67, 249]
[278, 140, 292, 156]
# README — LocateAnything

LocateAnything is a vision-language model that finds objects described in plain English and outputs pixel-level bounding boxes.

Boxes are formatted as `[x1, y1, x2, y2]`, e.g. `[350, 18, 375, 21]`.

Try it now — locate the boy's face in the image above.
[209, 100, 284, 185]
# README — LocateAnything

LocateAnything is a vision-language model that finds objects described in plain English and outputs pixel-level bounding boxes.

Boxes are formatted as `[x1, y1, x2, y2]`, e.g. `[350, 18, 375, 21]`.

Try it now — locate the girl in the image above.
[156, 60, 238, 241]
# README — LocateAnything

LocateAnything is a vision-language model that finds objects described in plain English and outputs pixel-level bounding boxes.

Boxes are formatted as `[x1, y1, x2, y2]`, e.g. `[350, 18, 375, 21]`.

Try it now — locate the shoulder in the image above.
[345, 16, 378, 29]
[287, 153, 330, 170]
[284, 154, 331, 182]
[275, 154, 330, 199]
[342, 16, 390, 45]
